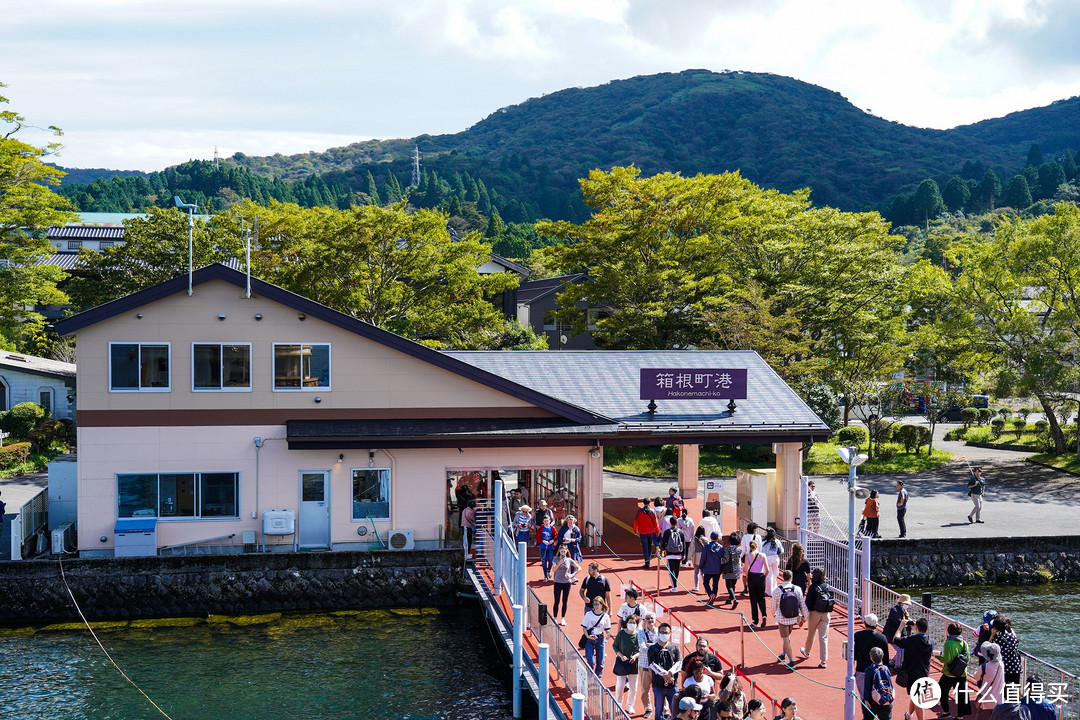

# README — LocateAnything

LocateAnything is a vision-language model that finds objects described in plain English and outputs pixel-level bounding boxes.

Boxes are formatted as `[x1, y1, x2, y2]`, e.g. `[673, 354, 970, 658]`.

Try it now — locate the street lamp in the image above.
[174, 195, 197, 296]
[837, 445, 868, 720]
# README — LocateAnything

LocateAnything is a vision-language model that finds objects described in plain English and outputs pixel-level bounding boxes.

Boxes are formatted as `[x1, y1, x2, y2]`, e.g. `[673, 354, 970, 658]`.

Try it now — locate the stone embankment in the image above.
[872, 536, 1080, 587]
[0, 549, 463, 623]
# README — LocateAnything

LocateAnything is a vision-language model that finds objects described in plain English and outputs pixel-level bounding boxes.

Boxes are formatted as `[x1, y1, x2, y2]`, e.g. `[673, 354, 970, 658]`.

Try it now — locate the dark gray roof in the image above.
[287, 417, 619, 448]
[47, 226, 125, 239]
[443, 350, 828, 436]
[517, 273, 586, 304]
[0, 351, 76, 378]
[37, 252, 82, 270]
[488, 253, 531, 278]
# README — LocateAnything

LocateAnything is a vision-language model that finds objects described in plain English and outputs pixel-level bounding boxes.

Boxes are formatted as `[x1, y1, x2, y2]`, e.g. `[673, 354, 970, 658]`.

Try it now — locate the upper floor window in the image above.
[99, 241, 116, 249]
[66, 240, 82, 250]
[192, 343, 251, 391]
[273, 343, 330, 390]
[110, 343, 170, 391]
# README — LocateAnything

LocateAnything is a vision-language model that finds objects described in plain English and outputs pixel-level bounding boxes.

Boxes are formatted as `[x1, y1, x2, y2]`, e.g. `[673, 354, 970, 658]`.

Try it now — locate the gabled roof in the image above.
[0, 351, 76, 379]
[516, 273, 587, 305]
[52, 263, 610, 426]
[488, 253, 531, 278]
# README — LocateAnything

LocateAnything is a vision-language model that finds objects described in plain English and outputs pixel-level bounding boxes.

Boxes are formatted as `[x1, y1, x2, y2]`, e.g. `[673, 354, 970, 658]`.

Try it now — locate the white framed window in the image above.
[109, 343, 170, 392]
[99, 241, 116, 249]
[117, 472, 239, 519]
[273, 343, 330, 390]
[351, 468, 390, 521]
[38, 387, 53, 415]
[192, 343, 251, 391]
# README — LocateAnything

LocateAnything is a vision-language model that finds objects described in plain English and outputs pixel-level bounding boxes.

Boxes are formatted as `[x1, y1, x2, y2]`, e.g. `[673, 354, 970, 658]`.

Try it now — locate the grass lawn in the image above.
[1028, 452, 1080, 475]
[959, 427, 1042, 447]
[604, 442, 953, 477]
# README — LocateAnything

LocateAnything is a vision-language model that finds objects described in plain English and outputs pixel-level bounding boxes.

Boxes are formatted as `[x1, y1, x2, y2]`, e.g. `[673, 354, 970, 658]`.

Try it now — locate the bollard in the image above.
[572, 693, 585, 720]
[538, 643, 550, 720]
[740, 613, 746, 668]
[513, 604, 523, 719]
[922, 592, 932, 609]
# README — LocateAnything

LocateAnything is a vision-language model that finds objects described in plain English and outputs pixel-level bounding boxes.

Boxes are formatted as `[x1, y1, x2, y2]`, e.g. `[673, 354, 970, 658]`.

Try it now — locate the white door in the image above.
[299, 470, 330, 548]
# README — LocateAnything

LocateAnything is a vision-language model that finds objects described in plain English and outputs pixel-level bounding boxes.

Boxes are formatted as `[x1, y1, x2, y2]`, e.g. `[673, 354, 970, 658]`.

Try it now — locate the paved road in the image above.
[603, 422, 1080, 540]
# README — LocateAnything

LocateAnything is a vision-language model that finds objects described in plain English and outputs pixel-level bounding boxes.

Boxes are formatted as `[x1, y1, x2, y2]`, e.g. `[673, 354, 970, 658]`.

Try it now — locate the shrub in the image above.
[659, 444, 679, 470]
[998, 407, 1012, 420]
[0, 441, 31, 469]
[869, 419, 895, 443]
[835, 426, 869, 448]
[1011, 418, 1028, 441]
[977, 408, 994, 425]
[966, 427, 992, 443]
[0, 402, 47, 441]
[990, 417, 1006, 439]
[961, 407, 979, 427]
[1017, 408, 1031, 421]
[895, 424, 931, 454]
[944, 427, 968, 441]
[875, 446, 897, 461]
[27, 419, 67, 453]
[1033, 419, 1049, 432]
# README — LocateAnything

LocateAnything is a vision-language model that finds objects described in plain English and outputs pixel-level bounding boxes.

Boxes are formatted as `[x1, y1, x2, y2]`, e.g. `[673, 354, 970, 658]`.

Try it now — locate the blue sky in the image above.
[5, 0, 1080, 171]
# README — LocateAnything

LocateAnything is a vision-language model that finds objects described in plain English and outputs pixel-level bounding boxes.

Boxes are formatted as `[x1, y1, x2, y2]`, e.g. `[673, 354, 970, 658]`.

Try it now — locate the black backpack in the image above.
[665, 530, 684, 554]
[778, 585, 801, 619]
[814, 585, 835, 613]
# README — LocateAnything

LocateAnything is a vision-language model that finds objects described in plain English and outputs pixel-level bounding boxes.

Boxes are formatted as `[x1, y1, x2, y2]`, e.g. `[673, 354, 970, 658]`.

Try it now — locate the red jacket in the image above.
[633, 508, 660, 535]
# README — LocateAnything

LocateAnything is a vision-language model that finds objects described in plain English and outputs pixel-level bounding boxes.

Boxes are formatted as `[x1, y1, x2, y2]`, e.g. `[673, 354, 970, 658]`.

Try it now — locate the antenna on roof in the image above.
[174, 195, 198, 296]
[410, 145, 421, 187]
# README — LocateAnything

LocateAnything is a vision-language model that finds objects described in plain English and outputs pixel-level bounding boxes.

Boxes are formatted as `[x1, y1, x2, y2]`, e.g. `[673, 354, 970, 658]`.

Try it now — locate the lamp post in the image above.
[837, 445, 868, 720]
[174, 195, 197, 295]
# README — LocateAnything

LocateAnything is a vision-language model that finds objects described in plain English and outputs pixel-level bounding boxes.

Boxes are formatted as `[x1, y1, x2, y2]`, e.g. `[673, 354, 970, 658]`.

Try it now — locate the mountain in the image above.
[59, 70, 1080, 220]
[50, 165, 148, 186]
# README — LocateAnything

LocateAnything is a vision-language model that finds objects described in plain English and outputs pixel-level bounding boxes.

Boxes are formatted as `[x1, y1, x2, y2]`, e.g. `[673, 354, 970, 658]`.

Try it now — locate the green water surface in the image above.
[0, 606, 520, 720]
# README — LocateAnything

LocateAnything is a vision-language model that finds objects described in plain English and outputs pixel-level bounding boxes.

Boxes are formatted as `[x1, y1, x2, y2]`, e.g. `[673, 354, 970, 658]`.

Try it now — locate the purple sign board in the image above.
[639, 368, 748, 400]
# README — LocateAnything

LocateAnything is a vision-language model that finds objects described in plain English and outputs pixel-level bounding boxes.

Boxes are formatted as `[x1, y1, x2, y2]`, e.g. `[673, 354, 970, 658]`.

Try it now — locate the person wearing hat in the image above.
[975, 609, 998, 665]
[895, 480, 908, 538]
[676, 695, 703, 720]
[853, 613, 891, 720]
[882, 594, 912, 668]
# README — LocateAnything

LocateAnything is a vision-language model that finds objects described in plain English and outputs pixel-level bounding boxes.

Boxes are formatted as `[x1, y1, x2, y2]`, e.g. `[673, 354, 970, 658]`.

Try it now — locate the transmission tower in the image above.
[410, 145, 421, 187]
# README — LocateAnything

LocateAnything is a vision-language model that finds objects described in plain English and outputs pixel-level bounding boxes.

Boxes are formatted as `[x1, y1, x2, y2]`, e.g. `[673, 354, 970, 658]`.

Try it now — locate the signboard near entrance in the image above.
[639, 368, 748, 400]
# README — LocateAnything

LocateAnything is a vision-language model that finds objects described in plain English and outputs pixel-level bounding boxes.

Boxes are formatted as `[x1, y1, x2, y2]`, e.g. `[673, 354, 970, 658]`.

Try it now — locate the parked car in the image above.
[937, 395, 989, 422]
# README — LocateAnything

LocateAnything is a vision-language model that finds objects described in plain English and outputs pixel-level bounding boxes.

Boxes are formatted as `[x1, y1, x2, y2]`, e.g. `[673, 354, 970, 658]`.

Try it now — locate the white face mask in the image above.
[627, 623, 638, 633]
[658, 632, 671, 643]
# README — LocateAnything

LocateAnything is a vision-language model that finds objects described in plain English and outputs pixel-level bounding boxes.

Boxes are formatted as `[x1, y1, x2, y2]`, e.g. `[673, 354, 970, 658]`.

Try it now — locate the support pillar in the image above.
[677, 444, 699, 499]
[774, 442, 803, 537]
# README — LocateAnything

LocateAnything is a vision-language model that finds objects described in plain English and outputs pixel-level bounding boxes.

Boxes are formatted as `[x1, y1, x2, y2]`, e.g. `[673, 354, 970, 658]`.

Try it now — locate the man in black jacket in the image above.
[853, 613, 890, 720]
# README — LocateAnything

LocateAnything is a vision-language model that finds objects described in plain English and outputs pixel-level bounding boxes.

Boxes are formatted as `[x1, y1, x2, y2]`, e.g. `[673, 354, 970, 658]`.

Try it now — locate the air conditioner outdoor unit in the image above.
[386, 529, 415, 551]
[51, 521, 77, 554]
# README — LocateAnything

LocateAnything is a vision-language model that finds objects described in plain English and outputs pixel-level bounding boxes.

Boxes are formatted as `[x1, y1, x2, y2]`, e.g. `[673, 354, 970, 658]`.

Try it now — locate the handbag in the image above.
[947, 644, 969, 676]
[578, 613, 604, 650]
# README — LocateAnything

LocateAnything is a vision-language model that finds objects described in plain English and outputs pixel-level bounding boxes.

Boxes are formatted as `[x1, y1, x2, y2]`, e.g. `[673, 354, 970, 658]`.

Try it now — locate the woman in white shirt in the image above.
[580, 597, 612, 675]
[760, 528, 784, 595]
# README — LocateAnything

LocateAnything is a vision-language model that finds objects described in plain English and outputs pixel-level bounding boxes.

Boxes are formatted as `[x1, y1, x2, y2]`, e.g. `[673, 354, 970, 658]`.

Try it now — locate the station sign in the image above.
[639, 368, 748, 400]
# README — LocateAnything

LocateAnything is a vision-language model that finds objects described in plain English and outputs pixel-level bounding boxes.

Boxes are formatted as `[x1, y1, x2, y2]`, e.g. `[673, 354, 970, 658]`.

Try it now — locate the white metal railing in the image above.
[866, 581, 1079, 720]
[158, 533, 240, 556]
[9, 488, 48, 561]
[801, 528, 871, 614]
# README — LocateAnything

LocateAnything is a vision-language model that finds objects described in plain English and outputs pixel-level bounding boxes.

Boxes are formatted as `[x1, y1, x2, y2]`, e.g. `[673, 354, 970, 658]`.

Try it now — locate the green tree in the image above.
[1027, 143, 1043, 167]
[236, 201, 520, 349]
[911, 178, 946, 226]
[364, 171, 380, 206]
[0, 86, 76, 348]
[1004, 175, 1033, 208]
[1037, 161, 1066, 200]
[979, 169, 1002, 211]
[1064, 151, 1078, 180]
[942, 176, 971, 213]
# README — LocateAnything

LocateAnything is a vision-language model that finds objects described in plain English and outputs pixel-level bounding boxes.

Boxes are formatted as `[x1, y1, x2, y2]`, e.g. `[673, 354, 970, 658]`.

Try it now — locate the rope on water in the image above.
[58, 556, 176, 720]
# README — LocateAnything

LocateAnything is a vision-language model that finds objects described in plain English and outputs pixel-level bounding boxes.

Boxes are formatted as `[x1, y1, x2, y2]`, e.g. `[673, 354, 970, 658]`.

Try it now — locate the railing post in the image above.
[740, 613, 745, 668]
[517, 540, 528, 608]
[538, 642, 550, 720]
[571, 693, 585, 720]
[799, 474, 808, 547]
[494, 478, 505, 591]
[860, 535, 872, 615]
[9, 515, 21, 561]
[513, 603, 524, 718]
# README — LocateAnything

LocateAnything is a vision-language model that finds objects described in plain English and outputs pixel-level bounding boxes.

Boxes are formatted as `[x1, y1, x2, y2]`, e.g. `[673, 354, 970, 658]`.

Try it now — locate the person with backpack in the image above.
[634, 498, 662, 569]
[665, 486, 684, 514]
[771, 569, 809, 666]
[800, 568, 833, 668]
[867, 646, 894, 720]
[701, 531, 725, 605]
[722, 532, 742, 608]
[938, 622, 971, 719]
[677, 508, 696, 568]
[661, 522, 686, 592]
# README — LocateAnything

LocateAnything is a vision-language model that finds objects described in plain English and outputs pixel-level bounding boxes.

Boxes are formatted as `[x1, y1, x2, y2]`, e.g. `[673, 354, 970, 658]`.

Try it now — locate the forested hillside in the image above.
[57, 70, 1080, 224]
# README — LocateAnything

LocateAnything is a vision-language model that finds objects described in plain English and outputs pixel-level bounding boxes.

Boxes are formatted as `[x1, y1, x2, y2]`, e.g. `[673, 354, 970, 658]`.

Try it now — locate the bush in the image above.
[875, 446, 897, 461]
[1011, 418, 1028, 441]
[998, 407, 1012, 420]
[977, 408, 994, 425]
[1017, 408, 1031, 421]
[0, 441, 31, 469]
[990, 417, 1006, 439]
[961, 407, 979, 427]
[1033, 419, 1049, 432]
[0, 402, 47, 441]
[27, 419, 67, 453]
[895, 424, 931, 454]
[944, 427, 968, 441]
[869, 419, 895, 443]
[835, 425, 869, 448]
[659, 444, 679, 470]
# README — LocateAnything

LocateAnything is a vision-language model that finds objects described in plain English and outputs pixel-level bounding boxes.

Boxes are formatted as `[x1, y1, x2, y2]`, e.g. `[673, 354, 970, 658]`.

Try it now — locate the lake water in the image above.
[0, 605, 523, 720]
[909, 583, 1080, 675]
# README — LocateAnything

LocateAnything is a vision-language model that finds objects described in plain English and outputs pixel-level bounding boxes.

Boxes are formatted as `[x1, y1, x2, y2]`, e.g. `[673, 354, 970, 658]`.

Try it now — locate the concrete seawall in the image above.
[0, 549, 464, 623]
[871, 536, 1080, 587]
